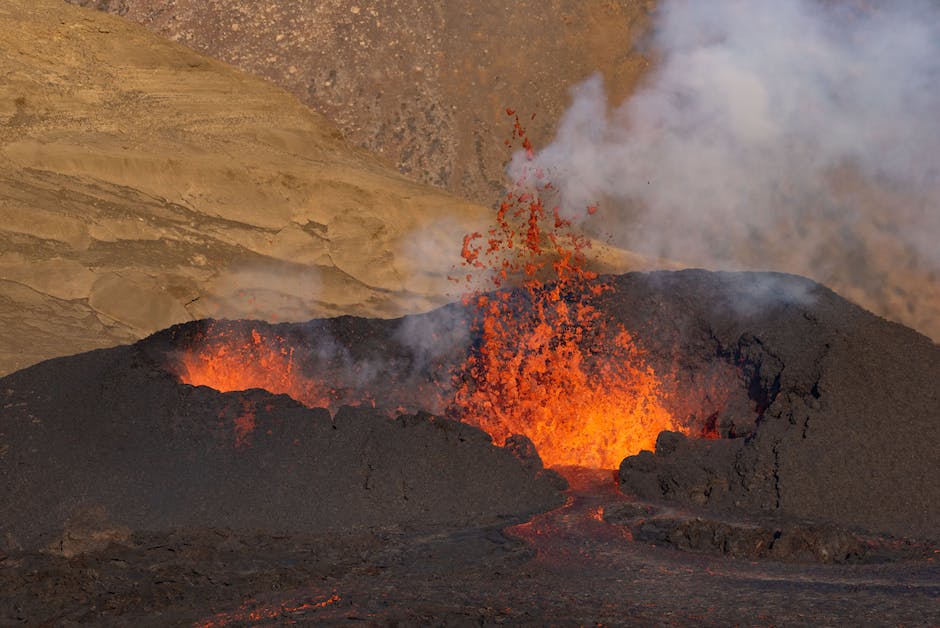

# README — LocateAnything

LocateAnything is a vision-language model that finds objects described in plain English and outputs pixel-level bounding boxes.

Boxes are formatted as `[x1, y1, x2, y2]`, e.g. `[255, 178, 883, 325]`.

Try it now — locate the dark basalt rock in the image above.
[611, 271, 940, 543]
[604, 504, 865, 564]
[0, 348, 563, 552]
[603, 498, 934, 564]
[1, 270, 937, 551]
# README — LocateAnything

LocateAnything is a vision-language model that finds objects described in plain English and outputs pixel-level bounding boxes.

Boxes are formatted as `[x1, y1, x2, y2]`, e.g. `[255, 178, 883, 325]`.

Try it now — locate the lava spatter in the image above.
[172, 110, 687, 469]
[451, 110, 683, 469]
[176, 326, 333, 410]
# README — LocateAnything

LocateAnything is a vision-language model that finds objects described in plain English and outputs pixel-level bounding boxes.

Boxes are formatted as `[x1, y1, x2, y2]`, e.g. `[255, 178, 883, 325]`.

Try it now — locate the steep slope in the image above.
[67, 0, 940, 344]
[0, 0, 665, 376]
[67, 0, 656, 206]
[0, 0, 489, 375]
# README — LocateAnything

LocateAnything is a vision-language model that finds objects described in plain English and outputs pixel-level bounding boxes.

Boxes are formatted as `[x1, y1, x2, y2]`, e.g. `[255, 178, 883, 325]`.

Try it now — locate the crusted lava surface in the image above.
[1, 270, 938, 624]
[605, 272, 940, 543]
[0, 347, 564, 553]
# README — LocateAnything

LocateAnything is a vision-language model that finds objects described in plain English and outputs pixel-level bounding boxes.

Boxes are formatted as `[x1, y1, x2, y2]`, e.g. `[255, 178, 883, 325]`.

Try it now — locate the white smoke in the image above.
[513, 0, 940, 302]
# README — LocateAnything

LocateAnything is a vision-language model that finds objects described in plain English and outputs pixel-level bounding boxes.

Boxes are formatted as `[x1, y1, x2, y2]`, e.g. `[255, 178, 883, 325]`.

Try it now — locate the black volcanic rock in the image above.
[0, 346, 563, 552]
[1, 270, 937, 550]
[610, 271, 940, 542]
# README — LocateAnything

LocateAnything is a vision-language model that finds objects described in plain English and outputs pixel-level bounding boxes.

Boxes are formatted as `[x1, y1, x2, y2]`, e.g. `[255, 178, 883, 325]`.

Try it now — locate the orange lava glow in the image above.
[450, 110, 684, 469]
[231, 398, 257, 449]
[176, 327, 332, 409]
[195, 591, 341, 627]
[172, 109, 687, 469]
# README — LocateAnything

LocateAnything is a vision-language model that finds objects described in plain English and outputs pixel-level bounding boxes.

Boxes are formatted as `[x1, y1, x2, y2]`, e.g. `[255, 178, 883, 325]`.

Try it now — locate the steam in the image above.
[203, 264, 330, 322]
[513, 0, 940, 316]
[393, 304, 470, 375]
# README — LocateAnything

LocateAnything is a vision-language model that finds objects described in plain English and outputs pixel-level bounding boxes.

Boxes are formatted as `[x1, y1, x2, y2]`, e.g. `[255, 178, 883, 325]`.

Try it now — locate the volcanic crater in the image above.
[141, 269, 940, 544]
[3, 270, 939, 624]
[4, 269, 938, 544]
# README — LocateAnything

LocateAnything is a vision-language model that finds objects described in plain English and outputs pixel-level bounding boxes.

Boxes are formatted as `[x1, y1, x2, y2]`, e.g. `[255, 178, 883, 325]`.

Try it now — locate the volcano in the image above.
[3, 2, 939, 625]
[2, 270, 938, 624]
[6, 269, 937, 543]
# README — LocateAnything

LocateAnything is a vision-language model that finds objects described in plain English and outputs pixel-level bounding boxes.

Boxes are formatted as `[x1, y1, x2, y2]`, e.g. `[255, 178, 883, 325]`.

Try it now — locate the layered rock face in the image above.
[66, 0, 940, 346]
[0, 0, 664, 376]
[65, 0, 656, 207]
[0, 0, 492, 375]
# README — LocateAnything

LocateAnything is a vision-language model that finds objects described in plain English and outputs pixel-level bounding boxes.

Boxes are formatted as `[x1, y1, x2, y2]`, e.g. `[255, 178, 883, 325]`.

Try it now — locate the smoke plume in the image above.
[513, 0, 940, 331]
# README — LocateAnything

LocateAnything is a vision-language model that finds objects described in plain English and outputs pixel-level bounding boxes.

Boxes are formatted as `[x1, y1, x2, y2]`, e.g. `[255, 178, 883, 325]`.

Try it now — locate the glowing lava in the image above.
[176, 327, 332, 409]
[172, 109, 686, 469]
[451, 111, 682, 468]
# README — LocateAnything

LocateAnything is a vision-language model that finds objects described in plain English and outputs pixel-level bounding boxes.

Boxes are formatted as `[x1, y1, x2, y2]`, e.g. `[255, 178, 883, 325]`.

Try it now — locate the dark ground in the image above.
[605, 271, 940, 542]
[1, 270, 938, 624]
[2, 469, 938, 626]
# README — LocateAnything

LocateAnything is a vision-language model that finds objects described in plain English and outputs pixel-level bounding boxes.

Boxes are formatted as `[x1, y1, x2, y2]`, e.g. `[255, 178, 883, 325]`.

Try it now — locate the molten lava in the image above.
[451, 110, 682, 468]
[176, 327, 332, 409]
[172, 109, 687, 469]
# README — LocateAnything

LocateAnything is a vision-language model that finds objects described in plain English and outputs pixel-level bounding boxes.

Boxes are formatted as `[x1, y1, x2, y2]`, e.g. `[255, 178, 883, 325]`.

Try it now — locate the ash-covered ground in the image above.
[1, 270, 938, 625]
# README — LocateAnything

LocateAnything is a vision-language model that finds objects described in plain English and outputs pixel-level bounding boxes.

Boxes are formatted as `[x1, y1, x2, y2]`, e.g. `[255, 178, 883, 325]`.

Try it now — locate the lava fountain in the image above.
[449, 110, 683, 468]
[173, 110, 691, 469]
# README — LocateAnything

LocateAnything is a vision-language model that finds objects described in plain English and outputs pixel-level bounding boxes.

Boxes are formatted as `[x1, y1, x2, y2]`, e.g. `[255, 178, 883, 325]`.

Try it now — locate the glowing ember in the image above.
[196, 591, 341, 627]
[231, 398, 257, 449]
[451, 111, 682, 468]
